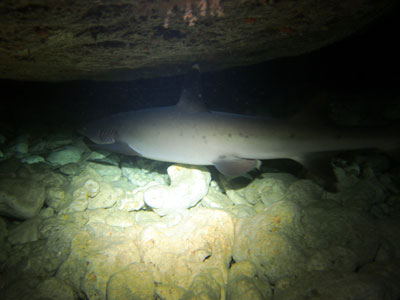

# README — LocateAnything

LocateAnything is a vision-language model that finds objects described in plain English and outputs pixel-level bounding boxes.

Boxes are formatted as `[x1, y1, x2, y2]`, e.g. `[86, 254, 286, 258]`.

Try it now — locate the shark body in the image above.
[82, 90, 398, 181]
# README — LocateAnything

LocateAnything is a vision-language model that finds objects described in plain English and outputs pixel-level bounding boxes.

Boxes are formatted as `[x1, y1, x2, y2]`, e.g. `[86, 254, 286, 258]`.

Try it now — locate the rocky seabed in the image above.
[0, 132, 400, 300]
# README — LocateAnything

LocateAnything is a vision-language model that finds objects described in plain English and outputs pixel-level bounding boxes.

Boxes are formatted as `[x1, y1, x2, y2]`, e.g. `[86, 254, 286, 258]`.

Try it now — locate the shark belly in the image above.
[119, 110, 260, 165]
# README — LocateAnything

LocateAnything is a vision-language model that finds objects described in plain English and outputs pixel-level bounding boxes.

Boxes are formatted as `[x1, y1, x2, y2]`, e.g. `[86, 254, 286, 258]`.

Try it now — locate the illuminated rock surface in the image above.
[233, 201, 306, 283]
[0, 178, 45, 219]
[0, 131, 400, 299]
[46, 146, 85, 166]
[227, 261, 272, 300]
[7, 217, 41, 245]
[144, 165, 212, 216]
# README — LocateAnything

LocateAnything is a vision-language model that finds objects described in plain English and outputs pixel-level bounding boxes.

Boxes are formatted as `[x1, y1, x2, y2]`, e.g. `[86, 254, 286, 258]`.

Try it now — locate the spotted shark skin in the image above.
[81, 89, 399, 185]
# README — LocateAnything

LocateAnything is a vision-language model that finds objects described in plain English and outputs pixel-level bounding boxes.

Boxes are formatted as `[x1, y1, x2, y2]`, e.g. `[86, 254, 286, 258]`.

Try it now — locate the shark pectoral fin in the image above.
[213, 158, 261, 177]
[294, 152, 338, 192]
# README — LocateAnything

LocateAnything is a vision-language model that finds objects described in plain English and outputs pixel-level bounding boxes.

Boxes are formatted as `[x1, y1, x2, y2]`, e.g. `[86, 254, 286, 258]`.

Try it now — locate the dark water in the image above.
[0, 6, 399, 137]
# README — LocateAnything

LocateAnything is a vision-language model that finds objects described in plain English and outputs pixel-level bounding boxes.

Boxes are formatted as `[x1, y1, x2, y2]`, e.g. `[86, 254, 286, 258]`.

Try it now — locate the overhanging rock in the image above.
[0, 0, 397, 81]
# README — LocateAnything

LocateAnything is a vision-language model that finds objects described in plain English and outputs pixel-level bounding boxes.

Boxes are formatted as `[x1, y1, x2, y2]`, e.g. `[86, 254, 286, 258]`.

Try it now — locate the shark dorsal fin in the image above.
[176, 89, 208, 113]
[177, 65, 207, 113]
[290, 93, 333, 126]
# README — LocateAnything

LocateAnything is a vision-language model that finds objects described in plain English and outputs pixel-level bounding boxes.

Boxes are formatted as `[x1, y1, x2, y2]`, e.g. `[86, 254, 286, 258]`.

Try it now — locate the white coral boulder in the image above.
[144, 165, 211, 216]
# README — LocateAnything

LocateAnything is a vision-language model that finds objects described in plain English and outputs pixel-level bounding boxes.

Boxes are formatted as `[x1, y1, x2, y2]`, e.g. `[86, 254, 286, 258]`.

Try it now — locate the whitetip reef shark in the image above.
[81, 72, 399, 190]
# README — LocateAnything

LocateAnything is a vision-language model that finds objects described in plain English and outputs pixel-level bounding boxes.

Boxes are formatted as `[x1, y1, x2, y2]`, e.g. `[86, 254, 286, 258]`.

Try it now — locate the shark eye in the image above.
[99, 128, 116, 144]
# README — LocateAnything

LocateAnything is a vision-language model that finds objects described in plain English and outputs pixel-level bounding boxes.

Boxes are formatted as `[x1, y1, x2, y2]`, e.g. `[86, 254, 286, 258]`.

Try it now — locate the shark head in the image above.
[80, 121, 117, 145]
[80, 119, 142, 157]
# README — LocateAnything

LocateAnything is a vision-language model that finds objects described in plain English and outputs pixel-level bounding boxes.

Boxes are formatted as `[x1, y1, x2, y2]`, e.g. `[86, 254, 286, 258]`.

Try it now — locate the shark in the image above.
[81, 75, 398, 189]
